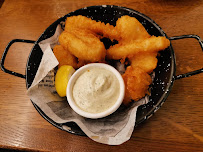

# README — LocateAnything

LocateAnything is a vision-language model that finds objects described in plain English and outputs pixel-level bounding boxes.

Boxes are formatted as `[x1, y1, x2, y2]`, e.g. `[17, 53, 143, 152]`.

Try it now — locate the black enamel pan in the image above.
[1, 5, 203, 136]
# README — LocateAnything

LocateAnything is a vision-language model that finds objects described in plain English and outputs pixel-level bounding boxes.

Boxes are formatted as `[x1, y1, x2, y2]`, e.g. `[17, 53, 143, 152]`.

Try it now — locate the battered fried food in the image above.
[129, 52, 158, 74]
[116, 15, 150, 41]
[59, 29, 106, 62]
[108, 16, 170, 104]
[122, 66, 152, 105]
[55, 15, 171, 105]
[53, 45, 77, 68]
[107, 36, 170, 60]
[65, 15, 120, 40]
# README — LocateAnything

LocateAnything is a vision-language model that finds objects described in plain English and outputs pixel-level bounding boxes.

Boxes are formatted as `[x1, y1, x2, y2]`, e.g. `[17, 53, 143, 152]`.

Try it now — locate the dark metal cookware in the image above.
[1, 5, 203, 136]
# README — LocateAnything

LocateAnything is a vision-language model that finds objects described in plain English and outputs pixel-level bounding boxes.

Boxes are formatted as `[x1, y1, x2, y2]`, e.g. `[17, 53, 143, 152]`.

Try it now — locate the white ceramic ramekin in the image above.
[66, 63, 125, 119]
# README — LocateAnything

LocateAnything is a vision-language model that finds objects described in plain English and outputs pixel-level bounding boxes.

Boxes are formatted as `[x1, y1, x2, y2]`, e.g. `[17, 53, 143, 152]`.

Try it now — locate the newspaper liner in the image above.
[27, 25, 150, 145]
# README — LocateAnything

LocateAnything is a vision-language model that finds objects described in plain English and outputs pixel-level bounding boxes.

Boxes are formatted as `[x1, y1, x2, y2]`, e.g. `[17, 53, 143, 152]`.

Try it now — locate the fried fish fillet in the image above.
[107, 36, 170, 60]
[129, 52, 158, 74]
[116, 15, 150, 41]
[122, 66, 152, 105]
[65, 15, 120, 40]
[59, 29, 106, 62]
[53, 45, 77, 68]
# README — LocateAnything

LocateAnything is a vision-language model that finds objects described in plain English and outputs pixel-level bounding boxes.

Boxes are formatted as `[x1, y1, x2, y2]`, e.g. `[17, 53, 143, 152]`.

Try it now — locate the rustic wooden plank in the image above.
[0, 0, 202, 151]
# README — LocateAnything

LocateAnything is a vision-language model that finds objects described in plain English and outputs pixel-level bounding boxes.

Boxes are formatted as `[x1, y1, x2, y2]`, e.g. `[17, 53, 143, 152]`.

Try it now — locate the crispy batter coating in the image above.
[129, 52, 158, 74]
[54, 15, 171, 105]
[122, 66, 152, 105]
[53, 45, 77, 68]
[107, 36, 170, 60]
[59, 29, 106, 62]
[116, 15, 150, 41]
[65, 15, 120, 40]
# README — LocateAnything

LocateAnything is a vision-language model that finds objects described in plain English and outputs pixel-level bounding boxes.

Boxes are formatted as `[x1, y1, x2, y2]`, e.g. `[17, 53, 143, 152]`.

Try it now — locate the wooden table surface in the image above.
[0, 0, 202, 151]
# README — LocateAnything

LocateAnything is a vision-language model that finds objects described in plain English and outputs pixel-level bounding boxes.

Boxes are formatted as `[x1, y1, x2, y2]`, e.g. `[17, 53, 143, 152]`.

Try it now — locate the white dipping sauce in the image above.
[72, 67, 120, 113]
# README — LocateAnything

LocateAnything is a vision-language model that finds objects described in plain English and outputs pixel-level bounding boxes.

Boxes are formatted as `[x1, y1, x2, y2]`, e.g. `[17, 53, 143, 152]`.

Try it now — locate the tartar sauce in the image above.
[72, 67, 120, 113]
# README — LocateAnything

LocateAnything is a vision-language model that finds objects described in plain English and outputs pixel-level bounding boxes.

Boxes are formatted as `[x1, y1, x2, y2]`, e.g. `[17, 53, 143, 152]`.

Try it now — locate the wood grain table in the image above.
[0, 0, 202, 151]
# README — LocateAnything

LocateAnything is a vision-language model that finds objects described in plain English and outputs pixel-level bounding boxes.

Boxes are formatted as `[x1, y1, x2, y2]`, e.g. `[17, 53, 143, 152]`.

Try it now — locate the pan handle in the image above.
[0, 39, 35, 79]
[169, 35, 203, 80]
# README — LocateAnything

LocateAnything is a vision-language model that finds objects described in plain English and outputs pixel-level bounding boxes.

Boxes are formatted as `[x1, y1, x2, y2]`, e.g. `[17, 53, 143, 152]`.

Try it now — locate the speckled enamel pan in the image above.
[1, 5, 203, 136]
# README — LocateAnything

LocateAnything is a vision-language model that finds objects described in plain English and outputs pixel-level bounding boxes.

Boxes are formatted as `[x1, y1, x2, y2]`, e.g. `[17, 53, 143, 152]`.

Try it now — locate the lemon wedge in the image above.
[55, 65, 75, 97]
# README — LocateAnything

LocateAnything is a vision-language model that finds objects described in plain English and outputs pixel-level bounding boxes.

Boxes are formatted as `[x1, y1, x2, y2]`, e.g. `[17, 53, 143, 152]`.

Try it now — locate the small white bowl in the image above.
[66, 63, 125, 119]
